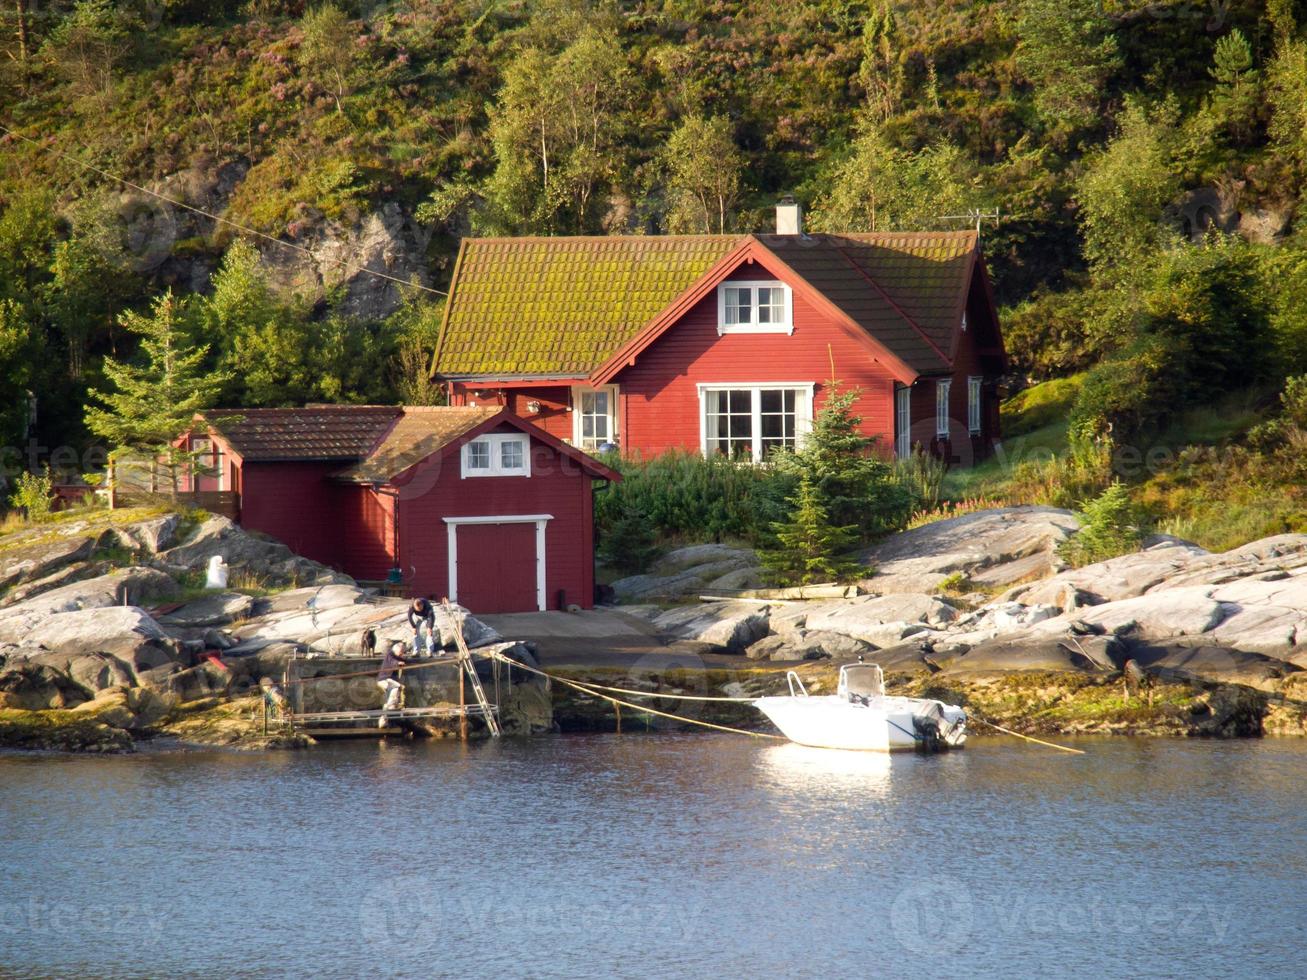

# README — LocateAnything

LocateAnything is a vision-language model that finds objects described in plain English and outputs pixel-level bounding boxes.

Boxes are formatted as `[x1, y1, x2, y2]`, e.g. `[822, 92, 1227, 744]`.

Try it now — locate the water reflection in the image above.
[755, 742, 894, 798]
[2, 737, 1305, 978]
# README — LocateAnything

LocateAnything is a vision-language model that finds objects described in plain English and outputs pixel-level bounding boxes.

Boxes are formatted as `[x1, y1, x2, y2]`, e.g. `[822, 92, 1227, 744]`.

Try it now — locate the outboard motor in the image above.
[912, 714, 942, 752]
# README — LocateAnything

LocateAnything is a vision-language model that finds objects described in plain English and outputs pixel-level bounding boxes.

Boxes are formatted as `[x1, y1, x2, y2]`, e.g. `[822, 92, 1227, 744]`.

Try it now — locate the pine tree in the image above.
[85, 291, 229, 497]
[771, 381, 914, 538]
[1058, 481, 1144, 568]
[599, 498, 658, 574]
[760, 475, 861, 586]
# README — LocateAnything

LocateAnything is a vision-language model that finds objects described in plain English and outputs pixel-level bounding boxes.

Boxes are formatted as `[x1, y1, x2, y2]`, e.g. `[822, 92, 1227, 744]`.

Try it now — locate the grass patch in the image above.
[1001, 374, 1085, 437]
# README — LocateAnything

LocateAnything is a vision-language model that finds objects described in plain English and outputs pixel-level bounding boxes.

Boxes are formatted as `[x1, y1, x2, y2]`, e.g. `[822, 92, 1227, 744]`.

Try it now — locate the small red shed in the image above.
[182, 406, 619, 612]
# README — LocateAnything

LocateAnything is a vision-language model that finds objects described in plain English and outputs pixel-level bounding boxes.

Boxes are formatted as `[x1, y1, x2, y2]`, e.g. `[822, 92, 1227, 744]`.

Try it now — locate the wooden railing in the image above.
[62, 485, 242, 521]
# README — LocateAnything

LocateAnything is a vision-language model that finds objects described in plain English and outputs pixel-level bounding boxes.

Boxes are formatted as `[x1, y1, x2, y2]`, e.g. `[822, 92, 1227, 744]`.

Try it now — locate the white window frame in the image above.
[443, 514, 552, 612]
[571, 385, 620, 451]
[696, 383, 815, 463]
[895, 386, 911, 460]
[936, 380, 952, 439]
[967, 376, 983, 435]
[461, 433, 531, 478]
[716, 281, 794, 335]
[190, 435, 225, 491]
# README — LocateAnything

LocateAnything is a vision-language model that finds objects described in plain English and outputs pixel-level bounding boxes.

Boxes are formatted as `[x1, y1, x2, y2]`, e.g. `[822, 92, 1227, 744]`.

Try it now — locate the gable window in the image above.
[698, 384, 814, 462]
[462, 434, 531, 477]
[936, 380, 952, 439]
[968, 376, 983, 435]
[572, 385, 619, 452]
[716, 281, 793, 335]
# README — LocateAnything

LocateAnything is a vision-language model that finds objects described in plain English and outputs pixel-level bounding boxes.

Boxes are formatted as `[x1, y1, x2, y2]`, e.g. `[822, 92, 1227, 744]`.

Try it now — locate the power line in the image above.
[0, 121, 448, 298]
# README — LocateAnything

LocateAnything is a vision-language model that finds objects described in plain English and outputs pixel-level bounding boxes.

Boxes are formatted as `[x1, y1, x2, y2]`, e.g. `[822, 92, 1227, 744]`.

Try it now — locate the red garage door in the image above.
[454, 521, 540, 614]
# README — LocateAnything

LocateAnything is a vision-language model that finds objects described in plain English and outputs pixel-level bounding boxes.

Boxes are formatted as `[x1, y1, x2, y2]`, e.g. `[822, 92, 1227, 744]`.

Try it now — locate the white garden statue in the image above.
[206, 555, 229, 590]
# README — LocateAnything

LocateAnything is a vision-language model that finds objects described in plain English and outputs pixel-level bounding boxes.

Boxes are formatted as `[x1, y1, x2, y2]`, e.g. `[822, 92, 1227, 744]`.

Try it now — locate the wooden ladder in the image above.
[444, 600, 501, 736]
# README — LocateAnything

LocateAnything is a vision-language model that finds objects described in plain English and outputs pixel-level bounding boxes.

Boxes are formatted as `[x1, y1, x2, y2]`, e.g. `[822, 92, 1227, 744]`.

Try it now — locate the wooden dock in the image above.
[291, 704, 497, 736]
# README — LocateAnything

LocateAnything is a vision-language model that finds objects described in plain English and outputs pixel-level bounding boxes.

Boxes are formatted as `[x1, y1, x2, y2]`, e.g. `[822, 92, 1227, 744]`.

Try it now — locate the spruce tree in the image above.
[760, 475, 861, 586]
[772, 382, 913, 538]
[85, 291, 229, 497]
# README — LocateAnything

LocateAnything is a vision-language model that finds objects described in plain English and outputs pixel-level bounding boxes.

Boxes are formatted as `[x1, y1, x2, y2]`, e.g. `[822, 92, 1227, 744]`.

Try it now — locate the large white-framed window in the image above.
[936, 380, 952, 439]
[895, 386, 911, 460]
[697, 383, 814, 462]
[716, 281, 793, 335]
[967, 376, 983, 435]
[461, 433, 531, 478]
[572, 385, 619, 451]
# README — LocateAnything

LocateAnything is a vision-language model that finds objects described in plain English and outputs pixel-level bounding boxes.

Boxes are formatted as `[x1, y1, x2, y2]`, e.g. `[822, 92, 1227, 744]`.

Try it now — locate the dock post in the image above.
[459, 665, 468, 741]
[614, 702, 621, 734]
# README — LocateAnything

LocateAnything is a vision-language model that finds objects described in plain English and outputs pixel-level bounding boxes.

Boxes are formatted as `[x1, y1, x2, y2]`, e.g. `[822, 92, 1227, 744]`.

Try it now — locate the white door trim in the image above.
[442, 514, 554, 612]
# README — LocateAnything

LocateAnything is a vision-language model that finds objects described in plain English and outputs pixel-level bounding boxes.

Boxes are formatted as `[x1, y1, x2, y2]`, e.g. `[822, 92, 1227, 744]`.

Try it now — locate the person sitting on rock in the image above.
[376, 641, 410, 728]
[408, 597, 437, 656]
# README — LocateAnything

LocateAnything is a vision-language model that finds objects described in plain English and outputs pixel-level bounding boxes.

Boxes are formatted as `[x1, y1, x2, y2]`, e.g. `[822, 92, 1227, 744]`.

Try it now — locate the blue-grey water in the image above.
[1, 735, 1304, 979]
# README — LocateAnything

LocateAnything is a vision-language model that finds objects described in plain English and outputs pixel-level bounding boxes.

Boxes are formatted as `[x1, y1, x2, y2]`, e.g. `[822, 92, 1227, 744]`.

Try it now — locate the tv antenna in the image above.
[934, 207, 1001, 233]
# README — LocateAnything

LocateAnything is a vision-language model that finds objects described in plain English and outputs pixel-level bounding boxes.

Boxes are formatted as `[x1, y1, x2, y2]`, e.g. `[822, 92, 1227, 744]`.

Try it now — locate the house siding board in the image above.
[618, 265, 898, 454]
[448, 385, 575, 443]
[334, 484, 396, 581]
[393, 429, 596, 609]
[239, 462, 348, 568]
[506, 386, 573, 442]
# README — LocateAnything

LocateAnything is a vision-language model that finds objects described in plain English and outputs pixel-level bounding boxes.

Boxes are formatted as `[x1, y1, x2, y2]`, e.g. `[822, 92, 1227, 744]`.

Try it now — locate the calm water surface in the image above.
[1, 735, 1304, 979]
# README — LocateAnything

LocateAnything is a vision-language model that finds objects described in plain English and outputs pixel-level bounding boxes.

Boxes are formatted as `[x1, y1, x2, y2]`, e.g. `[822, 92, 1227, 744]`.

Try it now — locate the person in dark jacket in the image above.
[408, 597, 437, 656]
[376, 641, 410, 727]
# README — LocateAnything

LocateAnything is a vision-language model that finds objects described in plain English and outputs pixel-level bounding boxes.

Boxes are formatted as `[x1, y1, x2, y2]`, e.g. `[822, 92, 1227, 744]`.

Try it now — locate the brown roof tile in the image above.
[206, 406, 402, 461]
[334, 407, 502, 483]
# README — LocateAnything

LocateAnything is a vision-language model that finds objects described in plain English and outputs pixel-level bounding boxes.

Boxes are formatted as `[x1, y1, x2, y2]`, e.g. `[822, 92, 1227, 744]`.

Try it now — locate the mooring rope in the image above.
[969, 714, 1086, 754]
[475, 648, 785, 740]
[281, 643, 1086, 752]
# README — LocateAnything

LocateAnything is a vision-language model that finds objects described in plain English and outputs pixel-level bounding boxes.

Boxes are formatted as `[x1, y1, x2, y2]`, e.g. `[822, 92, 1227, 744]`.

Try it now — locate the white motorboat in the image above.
[753, 662, 967, 752]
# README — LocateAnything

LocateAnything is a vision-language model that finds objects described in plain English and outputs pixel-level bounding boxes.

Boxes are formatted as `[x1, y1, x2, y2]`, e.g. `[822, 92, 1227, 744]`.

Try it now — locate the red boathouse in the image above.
[181, 406, 619, 613]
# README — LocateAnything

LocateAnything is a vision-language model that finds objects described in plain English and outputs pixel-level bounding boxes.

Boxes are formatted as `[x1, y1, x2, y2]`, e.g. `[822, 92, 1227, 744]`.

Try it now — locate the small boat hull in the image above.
[754, 694, 967, 753]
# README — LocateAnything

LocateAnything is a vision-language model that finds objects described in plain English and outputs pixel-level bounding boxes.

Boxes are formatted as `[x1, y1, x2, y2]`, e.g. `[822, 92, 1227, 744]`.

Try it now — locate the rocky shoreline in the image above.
[1, 505, 1303, 752]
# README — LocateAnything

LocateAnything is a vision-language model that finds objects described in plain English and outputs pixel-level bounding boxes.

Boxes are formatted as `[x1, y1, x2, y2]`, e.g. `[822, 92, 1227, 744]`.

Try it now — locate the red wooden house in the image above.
[433, 205, 1006, 465]
[181, 406, 618, 613]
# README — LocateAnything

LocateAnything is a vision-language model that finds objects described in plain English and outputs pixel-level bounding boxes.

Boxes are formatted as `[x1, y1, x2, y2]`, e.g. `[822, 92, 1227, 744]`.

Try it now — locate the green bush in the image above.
[597, 495, 659, 574]
[895, 449, 948, 511]
[594, 450, 787, 546]
[1059, 481, 1145, 568]
[10, 468, 55, 524]
[1069, 334, 1173, 445]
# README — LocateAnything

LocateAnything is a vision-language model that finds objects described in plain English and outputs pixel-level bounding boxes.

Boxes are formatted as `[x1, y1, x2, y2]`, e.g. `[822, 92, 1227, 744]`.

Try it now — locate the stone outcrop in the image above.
[610, 544, 760, 601]
[157, 515, 351, 588]
[858, 506, 1081, 593]
[610, 516, 1305, 715]
[650, 600, 771, 651]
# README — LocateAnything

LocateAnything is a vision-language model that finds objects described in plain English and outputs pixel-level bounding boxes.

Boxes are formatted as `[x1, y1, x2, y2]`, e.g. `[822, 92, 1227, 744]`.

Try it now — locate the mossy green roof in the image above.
[435, 236, 739, 377]
[434, 232, 981, 378]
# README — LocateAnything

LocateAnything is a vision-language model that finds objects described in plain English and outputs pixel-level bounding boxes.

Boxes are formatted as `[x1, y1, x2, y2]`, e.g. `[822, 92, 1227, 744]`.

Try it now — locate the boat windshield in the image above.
[839, 664, 885, 700]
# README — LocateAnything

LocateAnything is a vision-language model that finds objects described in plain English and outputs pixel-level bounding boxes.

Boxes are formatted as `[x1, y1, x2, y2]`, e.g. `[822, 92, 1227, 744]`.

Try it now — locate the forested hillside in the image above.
[1, 0, 1305, 543]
